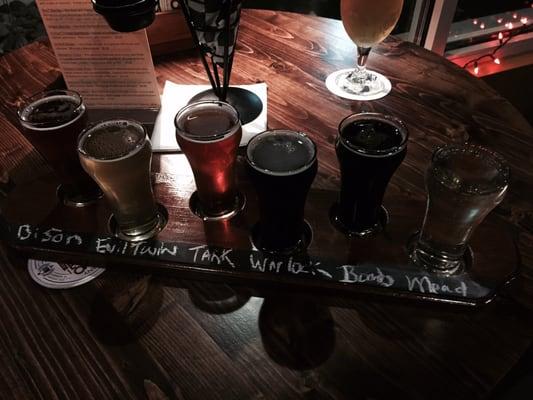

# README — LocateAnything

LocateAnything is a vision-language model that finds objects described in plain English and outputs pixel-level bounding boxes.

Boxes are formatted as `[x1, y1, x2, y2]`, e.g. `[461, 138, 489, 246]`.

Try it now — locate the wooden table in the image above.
[1, 9, 533, 399]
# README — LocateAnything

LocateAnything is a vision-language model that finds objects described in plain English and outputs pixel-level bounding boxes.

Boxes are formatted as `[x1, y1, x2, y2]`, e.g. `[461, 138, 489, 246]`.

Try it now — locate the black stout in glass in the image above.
[331, 112, 408, 236]
[246, 130, 317, 254]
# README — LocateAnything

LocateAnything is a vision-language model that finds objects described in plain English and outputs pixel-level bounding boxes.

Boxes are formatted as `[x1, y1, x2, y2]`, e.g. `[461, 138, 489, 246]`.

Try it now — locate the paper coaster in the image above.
[325, 68, 391, 101]
[28, 259, 105, 289]
[151, 81, 268, 152]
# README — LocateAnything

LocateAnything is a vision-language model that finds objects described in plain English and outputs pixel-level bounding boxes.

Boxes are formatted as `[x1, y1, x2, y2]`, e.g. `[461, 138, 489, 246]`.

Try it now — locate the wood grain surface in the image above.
[1, 9, 533, 400]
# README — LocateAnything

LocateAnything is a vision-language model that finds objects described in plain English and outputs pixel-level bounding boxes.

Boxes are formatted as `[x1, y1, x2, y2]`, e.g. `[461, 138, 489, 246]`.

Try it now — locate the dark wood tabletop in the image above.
[1, 9, 533, 400]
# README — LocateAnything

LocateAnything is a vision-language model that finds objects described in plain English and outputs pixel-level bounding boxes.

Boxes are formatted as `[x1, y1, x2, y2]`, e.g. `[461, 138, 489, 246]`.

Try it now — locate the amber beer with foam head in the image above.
[175, 101, 242, 220]
[78, 119, 160, 241]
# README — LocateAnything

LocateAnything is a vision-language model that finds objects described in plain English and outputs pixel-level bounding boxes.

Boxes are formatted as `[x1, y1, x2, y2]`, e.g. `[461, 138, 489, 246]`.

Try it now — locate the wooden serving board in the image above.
[0, 156, 519, 306]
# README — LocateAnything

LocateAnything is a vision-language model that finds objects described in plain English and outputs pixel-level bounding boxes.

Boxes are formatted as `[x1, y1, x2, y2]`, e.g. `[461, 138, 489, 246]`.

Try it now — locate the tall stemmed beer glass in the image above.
[326, 0, 404, 100]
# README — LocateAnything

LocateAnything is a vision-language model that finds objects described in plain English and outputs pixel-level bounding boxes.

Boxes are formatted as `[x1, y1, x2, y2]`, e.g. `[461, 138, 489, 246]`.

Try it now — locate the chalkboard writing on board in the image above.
[0, 215, 495, 305]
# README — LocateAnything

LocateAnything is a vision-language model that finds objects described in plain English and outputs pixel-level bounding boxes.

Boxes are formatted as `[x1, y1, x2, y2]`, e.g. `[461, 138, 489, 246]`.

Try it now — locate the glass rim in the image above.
[174, 100, 241, 143]
[338, 112, 408, 157]
[77, 118, 148, 162]
[430, 144, 510, 195]
[246, 129, 318, 177]
[17, 89, 85, 130]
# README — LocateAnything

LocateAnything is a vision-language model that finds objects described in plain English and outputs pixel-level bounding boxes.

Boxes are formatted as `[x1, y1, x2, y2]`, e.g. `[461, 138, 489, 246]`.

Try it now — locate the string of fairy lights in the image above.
[461, 5, 532, 76]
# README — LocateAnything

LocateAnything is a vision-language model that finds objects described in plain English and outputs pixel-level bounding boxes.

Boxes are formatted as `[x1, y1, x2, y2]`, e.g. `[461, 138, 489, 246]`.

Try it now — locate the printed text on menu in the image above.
[36, 0, 160, 109]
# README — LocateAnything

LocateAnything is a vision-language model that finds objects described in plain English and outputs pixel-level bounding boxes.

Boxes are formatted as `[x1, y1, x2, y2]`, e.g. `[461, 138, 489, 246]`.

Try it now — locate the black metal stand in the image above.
[189, 87, 262, 124]
[177, 0, 264, 124]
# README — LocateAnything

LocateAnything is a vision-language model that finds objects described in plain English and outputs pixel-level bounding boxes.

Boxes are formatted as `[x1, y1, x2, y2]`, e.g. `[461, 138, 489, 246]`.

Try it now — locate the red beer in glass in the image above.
[174, 101, 242, 220]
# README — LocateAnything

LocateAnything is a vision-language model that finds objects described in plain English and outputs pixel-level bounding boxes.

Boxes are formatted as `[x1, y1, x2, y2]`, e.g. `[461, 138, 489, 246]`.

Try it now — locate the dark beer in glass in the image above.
[18, 90, 102, 206]
[175, 101, 242, 220]
[331, 112, 408, 236]
[246, 130, 317, 253]
[78, 119, 163, 242]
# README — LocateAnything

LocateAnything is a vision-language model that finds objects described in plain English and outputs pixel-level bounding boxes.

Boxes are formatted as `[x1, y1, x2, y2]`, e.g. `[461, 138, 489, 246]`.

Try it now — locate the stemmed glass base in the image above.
[326, 68, 392, 101]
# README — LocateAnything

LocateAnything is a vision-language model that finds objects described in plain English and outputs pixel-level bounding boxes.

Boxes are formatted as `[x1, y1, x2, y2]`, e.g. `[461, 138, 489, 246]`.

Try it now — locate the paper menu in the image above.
[36, 0, 160, 109]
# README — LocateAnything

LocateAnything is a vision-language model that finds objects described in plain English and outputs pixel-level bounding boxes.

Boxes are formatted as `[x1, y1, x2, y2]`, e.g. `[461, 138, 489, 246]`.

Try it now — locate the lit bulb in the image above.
[480, 23, 485, 29]
[473, 19, 478, 25]
[498, 32, 504, 40]
[521, 17, 528, 24]
[493, 57, 501, 65]
[513, 13, 518, 19]
[497, 18, 503, 23]
[507, 22, 514, 29]
[474, 64, 479, 75]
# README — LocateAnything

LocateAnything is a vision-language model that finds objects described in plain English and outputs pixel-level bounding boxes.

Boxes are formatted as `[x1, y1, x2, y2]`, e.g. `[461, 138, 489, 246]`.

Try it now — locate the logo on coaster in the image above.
[28, 259, 105, 289]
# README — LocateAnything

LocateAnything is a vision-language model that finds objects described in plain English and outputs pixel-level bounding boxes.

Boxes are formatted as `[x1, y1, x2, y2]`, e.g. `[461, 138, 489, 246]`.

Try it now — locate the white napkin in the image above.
[151, 81, 268, 152]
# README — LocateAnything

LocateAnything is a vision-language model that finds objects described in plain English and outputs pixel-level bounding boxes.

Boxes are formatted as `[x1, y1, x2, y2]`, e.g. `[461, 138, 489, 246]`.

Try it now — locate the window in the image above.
[421, 0, 533, 76]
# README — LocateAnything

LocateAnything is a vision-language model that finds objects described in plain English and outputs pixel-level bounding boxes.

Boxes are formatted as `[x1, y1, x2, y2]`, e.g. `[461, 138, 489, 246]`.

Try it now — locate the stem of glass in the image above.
[347, 46, 371, 83]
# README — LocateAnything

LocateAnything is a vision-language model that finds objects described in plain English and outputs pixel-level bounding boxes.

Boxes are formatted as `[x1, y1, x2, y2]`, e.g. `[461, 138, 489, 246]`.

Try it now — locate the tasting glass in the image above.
[330, 112, 408, 237]
[78, 119, 165, 242]
[411, 144, 510, 274]
[17, 89, 102, 207]
[246, 130, 317, 254]
[175, 101, 243, 221]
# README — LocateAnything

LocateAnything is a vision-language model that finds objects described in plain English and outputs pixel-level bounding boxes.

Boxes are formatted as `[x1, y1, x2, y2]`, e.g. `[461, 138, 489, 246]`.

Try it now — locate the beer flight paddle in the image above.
[3, 108, 518, 306]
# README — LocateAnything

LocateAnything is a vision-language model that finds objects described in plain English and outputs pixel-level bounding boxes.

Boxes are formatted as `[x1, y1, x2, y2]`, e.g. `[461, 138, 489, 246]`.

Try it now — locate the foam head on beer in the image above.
[339, 114, 407, 156]
[176, 101, 240, 141]
[19, 92, 85, 129]
[247, 130, 316, 175]
[79, 120, 146, 160]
